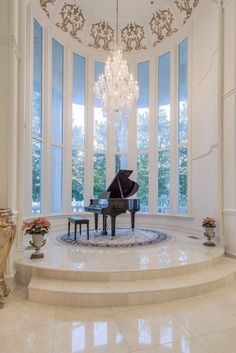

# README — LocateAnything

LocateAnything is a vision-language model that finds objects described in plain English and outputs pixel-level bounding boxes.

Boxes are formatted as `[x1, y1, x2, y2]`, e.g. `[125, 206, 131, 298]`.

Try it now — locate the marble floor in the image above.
[19, 229, 223, 273]
[2, 281, 236, 353]
[7, 229, 236, 352]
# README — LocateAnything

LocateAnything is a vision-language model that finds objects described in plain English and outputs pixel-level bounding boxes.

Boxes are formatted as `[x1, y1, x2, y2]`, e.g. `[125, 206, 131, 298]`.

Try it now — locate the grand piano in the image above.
[85, 170, 140, 237]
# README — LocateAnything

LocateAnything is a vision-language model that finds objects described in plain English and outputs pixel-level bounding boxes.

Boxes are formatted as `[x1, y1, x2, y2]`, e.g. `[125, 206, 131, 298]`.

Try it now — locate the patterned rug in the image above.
[57, 228, 172, 248]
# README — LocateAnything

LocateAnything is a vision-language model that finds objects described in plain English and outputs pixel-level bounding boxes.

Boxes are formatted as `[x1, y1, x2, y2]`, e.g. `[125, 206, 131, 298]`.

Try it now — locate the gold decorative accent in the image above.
[121, 22, 146, 52]
[39, 0, 56, 18]
[56, 3, 86, 43]
[88, 21, 114, 51]
[0, 209, 16, 308]
[174, 0, 200, 24]
[149, 9, 177, 46]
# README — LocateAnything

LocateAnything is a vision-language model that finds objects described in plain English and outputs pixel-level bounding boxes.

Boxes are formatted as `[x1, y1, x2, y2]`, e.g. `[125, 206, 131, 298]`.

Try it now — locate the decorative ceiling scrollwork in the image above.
[38, 0, 201, 51]
[40, 0, 56, 18]
[56, 3, 86, 43]
[88, 21, 114, 51]
[121, 23, 146, 52]
[149, 9, 177, 46]
[174, 0, 200, 24]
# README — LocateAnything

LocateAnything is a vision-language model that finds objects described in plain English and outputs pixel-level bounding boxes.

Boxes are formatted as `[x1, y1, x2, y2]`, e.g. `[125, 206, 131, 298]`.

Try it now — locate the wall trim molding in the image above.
[191, 143, 218, 162]
[223, 87, 236, 99]
[223, 209, 236, 215]
[0, 35, 20, 60]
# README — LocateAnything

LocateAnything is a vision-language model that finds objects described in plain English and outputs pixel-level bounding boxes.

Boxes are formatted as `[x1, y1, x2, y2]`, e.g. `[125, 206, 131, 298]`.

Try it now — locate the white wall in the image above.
[190, 0, 221, 232]
[223, 0, 236, 255]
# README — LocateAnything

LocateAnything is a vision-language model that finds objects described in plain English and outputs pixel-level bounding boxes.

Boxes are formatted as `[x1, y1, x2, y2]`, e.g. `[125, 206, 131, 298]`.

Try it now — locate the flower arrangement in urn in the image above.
[22, 217, 51, 259]
[202, 216, 216, 246]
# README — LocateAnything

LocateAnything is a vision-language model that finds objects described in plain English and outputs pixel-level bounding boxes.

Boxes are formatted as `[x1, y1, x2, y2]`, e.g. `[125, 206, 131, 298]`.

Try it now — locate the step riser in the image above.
[17, 255, 223, 285]
[28, 273, 236, 307]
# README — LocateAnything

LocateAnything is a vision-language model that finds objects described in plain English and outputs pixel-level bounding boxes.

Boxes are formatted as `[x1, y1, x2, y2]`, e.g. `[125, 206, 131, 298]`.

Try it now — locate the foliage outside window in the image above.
[137, 61, 150, 212]
[72, 53, 85, 212]
[158, 53, 171, 213]
[32, 19, 43, 215]
[178, 38, 188, 214]
[93, 62, 106, 197]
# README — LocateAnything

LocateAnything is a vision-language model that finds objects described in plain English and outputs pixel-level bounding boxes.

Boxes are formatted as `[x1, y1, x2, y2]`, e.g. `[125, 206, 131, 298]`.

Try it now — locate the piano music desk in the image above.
[68, 217, 89, 241]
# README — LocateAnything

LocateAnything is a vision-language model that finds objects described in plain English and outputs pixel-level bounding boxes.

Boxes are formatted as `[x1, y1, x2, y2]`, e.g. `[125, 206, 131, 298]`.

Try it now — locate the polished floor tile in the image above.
[114, 303, 191, 351]
[3, 278, 236, 352]
[198, 327, 236, 353]
[130, 337, 208, 353]
[18, 229, 224, 274]
[52, 316, 130, 353]
[163, 295, 236, 336]
[0, 324, 54, 353]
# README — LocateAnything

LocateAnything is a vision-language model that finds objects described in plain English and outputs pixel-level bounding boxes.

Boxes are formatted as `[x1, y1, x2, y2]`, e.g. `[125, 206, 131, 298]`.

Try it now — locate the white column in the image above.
[0, 0, 28, 279]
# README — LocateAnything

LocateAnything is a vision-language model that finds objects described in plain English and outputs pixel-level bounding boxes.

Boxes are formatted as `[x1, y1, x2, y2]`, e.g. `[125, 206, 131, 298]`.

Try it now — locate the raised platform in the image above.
[15, 228, 236, 307]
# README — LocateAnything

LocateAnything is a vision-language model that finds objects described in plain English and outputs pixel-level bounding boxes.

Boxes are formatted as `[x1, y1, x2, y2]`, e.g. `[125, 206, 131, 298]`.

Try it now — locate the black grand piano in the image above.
[85, 170, 140, 237]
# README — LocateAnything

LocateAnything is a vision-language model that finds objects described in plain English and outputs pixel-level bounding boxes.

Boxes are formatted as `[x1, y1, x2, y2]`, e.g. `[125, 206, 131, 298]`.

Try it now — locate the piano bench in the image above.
[67, 217, 89, 241]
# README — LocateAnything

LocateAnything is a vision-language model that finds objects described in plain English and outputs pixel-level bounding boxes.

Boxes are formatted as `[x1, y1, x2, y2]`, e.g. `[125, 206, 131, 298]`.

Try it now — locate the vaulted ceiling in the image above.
[38, 0, 200, 52]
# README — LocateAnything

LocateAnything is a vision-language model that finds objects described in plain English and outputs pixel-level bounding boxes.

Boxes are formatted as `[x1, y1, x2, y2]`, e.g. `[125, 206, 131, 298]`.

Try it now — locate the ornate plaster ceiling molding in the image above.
[38, 0, 201, 52]
[56, 3, 85, 43]
[88, 21, 114, 51]
[174, 0, 200, 24]
[40, 0, 56, 17]
[121, 22, 147, 52]
[149, 9, 177, 46]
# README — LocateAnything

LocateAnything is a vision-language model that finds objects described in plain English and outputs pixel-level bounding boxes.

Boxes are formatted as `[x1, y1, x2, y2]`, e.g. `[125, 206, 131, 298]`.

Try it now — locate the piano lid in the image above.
[106, 170, 139, 198]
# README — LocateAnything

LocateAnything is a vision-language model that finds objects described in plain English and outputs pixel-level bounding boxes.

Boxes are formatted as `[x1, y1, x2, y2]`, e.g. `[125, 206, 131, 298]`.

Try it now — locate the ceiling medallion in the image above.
[56, 3, 86, 42]
[39, 0, 56, 18]
[94, 0, 139, 121]
[121, 22, 147, 52]
[88, 21, 114, 51]
[175, 0, 200, 24]
[149, 9, 177, 46]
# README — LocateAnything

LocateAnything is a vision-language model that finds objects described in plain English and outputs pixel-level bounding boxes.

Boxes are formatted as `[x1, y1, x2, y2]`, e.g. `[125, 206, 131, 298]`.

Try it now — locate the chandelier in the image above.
[94, 0, 139, 120]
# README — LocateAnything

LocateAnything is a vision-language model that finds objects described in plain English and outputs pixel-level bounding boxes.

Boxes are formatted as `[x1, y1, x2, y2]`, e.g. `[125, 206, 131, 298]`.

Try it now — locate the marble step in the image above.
[28, 257, 236, 307]
[17, 253, 224, 284]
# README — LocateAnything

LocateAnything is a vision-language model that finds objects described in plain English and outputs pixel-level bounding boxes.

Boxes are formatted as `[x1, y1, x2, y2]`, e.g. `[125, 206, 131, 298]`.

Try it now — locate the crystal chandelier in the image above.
[94, 0, 139, 119]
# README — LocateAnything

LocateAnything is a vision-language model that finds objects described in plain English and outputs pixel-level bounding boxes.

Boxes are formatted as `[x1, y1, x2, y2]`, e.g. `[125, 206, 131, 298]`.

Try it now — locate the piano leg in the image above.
[111, 216, 116, 237]
[130, 211, 136, 230]
[101, 215, 108, 235]
[94, 214, 98, 231]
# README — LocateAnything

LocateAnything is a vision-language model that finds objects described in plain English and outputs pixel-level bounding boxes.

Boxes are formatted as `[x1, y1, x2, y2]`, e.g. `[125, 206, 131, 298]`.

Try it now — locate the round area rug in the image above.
[57, 228, 172, 248]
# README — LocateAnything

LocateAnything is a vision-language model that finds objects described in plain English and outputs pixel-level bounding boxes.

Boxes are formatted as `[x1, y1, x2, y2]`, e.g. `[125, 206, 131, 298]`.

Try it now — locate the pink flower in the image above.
[22, 217, 51, 235]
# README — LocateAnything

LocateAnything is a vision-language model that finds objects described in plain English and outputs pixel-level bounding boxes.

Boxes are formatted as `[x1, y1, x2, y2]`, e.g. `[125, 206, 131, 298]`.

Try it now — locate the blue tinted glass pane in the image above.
[115, 154, 128, 174]
[178, 38, 188, 144]
[32, 139, 41, 214]
[72, 150, 84, 212]
[93, 153, 106, 198]
[158, 53, 170, 149]
[94, 61, 105, 108]
[52, 39, 64, 145]
[72, 53, 85, 150]
[51, 146, 62, 213]
[94, 62, 107, 150]
[178, 146, 187, 214]
[158, 151, 170, 213]
[33, 20, 42, 137]
[137, 154, 149, 212]
[137, 61, 149, 151]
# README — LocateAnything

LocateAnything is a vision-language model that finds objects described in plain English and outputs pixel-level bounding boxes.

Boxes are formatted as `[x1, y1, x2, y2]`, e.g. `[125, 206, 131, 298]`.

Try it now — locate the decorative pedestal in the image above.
[0, 209, 16, 307]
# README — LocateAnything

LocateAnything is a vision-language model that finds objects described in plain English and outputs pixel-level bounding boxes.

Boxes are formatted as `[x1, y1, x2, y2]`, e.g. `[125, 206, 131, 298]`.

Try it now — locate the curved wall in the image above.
[23, 0, 221, 237]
